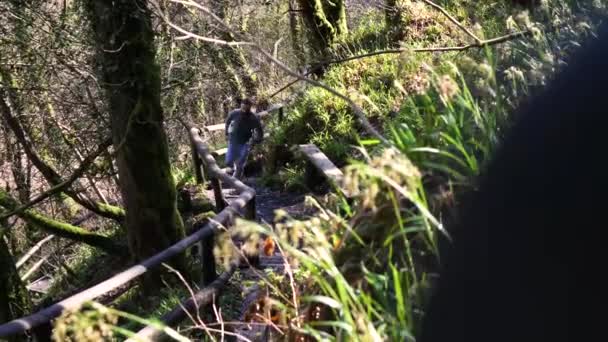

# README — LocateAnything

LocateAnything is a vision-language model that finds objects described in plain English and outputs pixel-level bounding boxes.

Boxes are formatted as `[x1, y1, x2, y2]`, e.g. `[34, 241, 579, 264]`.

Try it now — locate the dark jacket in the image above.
[225, 109, 263, 145]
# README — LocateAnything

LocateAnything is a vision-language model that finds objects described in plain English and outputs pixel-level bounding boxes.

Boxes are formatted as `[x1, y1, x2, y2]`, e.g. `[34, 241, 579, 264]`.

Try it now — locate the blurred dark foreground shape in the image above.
[419, 20, 608, 342]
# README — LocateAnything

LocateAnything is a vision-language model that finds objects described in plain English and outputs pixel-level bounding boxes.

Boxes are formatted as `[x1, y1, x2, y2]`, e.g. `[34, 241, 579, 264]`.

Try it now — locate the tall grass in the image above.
[235, 147, 441, 341]
[228, 6, 604, 340]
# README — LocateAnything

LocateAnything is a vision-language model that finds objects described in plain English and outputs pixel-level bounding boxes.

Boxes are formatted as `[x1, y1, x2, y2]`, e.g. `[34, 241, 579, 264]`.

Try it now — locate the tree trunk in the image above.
[86, 0, 187, 276]
[210, 0, 258, 98]
[208, 47, 247, 100]
[0, 231, 31, 329]
[298, 0, 348, 61]
[289, 0, 306, 66]
[385, 0, 406, 43]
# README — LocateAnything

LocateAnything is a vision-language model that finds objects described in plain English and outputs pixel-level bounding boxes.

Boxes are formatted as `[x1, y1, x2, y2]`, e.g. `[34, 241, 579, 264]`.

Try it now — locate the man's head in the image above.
[240, 98, 253, 113]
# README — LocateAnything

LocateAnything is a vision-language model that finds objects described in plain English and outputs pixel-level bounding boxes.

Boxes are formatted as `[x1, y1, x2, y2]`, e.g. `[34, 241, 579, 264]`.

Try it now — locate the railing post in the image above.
[243, 196, 260, 268]
[200, 232, 217, 286]
[303, 159, 316, 190]
[245, 196, 256, 221]
[32, 321, 52, 342]
[201, 158, 210, 184]
[211, 177, 225, 211]
[190, 140, 204, 184]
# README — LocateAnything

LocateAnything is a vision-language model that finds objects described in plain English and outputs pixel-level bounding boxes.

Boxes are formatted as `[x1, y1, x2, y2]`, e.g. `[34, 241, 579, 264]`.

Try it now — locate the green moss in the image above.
[299, 0, 348, 57]
[192, 210, 216, 223]
[97, 202, 126, 219]
[0, 190, 121, 253]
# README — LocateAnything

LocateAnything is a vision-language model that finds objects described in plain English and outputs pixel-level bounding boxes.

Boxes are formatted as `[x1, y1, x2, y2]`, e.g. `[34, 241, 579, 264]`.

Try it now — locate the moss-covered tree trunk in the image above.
[289, 0, 306, 65]
[0, 190, 120, 253]
[86, 0, 187, 275]
[298, 0, 348, 61]
[210, 0, 258, 99]
[208, 47, 247, 101]
[0, 231, 31, 330]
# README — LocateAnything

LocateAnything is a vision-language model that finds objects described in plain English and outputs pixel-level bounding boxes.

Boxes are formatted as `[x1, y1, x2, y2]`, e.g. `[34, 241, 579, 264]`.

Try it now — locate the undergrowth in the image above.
[268, 0, 604, 170]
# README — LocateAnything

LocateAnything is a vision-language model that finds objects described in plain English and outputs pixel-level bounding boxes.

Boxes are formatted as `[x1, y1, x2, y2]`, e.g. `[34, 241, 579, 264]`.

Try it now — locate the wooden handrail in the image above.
[128, 127, 258, 339]
[0, 127, 256, 340]
[0, 224, 215, 337]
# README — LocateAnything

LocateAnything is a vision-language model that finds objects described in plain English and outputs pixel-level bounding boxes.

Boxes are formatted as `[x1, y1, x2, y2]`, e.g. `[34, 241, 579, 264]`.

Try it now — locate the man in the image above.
[225, 98, 263, 179]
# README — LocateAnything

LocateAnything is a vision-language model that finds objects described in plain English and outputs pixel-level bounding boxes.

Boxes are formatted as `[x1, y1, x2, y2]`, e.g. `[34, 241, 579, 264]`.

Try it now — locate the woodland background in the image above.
[0, 0, 604, 340]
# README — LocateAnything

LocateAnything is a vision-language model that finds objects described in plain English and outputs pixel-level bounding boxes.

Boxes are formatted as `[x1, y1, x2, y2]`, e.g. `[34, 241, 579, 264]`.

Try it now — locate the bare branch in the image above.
[0, 138, 112, 221]
[45, 99, 109, 204]
[20, 254, 50, 282]
[322, 29, 533, 65]
[0, 80, 125, 220]
[268, 29, 533, 97]
[15, 235, 54, 269]
[420, 0, 482, 43]
[152, 2, 254, 47]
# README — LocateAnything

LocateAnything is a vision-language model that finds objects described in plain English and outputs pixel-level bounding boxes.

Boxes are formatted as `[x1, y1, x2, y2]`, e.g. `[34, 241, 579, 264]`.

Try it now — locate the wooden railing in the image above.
[0, 125, 258, 341]
[0, 103, 355, 341]
[129, 105, 287, 339]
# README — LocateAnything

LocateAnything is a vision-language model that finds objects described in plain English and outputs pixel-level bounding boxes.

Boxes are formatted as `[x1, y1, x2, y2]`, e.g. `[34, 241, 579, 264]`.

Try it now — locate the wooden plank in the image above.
[212, 147, 228, 157]
[297, 144, 352, 196]
[205, 123, 224, 132]
[298, 144, 344, 183]
[26, 276, 52, 294]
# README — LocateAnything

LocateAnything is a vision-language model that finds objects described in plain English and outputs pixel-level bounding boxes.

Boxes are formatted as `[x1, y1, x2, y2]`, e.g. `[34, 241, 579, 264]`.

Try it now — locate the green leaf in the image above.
[391, 264, 407, 325]
[309, 320, 354, 333]
[301, 295, 343, 310]
[358, 138, 380, 146]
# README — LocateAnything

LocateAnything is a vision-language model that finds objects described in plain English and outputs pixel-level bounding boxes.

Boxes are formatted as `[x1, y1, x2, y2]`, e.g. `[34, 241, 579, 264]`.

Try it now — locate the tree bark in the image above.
[289, 0, 306, 66]
[0, 231, 31, 333]
[208, 47, 247, 100]
[86, 0, 187, 276]
[210, 0, 258, 98]
[298, 0, 348, 60]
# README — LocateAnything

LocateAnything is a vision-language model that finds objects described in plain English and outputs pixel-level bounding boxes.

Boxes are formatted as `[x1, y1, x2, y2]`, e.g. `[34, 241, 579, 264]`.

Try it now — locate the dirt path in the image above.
[207, 176, 311, 341]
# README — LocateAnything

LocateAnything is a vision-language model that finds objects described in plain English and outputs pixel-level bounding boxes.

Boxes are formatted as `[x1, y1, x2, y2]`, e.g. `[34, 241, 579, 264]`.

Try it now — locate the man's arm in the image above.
[225, 110, 237, 137]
